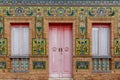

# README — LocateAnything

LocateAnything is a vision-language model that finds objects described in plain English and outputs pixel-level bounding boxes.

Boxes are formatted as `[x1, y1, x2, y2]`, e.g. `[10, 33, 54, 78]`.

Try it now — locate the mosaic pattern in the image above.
[114, 39, 120, 55]
[0, 39, 7, 55]
[0, 17, 3, 39]
[0, 61, 6, 69]
[76, 39, 89, 55]
[33, 61, 46, 69]
[45, 7, 76, 16]
[0, 0, 119, 6]
[76, 61, 89, 69]
[36, 17, 43, 38]
[0, 17, 7, 55]
[118, 26, 120, 37]
[88, 7, 115, 16]
[0, 6, 118, 56]
[115, 61, 120, 69]
[0, 6, 116, 17]
[6, 7, 34, 16]
[32, 39, 46, 55]
[79, 13, 86, 39]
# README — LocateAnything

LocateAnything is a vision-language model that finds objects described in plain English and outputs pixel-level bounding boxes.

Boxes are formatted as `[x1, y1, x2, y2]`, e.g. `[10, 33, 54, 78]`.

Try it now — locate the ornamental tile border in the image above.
[33, 61, 46, 70]
[76, 61, 89, 70]
[0, 0, 119, 6]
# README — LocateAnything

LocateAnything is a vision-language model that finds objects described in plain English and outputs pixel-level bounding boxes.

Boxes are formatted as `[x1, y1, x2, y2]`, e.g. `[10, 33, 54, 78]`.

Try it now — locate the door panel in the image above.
[49, 25, 61, 77]
[49, 23, 72, 78]
[62, 25, 72, 77]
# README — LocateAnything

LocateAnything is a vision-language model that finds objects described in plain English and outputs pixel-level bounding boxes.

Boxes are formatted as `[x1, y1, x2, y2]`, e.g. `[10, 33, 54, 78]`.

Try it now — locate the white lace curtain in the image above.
[11, 26, 29, 56]
[92, 25, 110, 56]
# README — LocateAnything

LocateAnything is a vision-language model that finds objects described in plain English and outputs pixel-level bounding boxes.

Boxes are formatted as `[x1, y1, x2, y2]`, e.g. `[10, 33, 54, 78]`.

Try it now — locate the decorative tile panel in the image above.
[45, 7, 76, 16]
[36, 17, 43, 38]
[33, 61, 46, 70]
[114, 39, 120, 55]
[76, 39, 89, 55]
[115, 61, 120, 69]
[0, 39, 7, 55]
[0, 61, 6, 69]
[76, 61, 89, 69]
[6, 7, 34, 16]
[32, 39, 46, 55]
[0, 17, 7, 55]
[0, 0, 119, 6]
[88, 7, 115, 17]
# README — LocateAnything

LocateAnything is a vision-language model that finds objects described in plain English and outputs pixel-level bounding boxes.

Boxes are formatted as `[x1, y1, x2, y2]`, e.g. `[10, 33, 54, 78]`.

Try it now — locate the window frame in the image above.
[10, 23, 30, 57]
[92, 23, 111, 57]
[4, 17, 35, 72]
[87, 17, 117, 73]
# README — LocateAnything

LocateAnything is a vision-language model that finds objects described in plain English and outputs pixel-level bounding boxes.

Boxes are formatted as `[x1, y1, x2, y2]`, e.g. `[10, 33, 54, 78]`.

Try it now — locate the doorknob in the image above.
[61, 48, 62, 55]
[59, 48, 60, 52]
[61, 48, 62, 52]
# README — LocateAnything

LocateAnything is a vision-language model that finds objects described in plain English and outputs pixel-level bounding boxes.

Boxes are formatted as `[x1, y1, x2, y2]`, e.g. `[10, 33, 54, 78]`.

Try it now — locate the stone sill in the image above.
[92, 56, 111, 58]
[10, 56, 29, 58]
[10, 70, 29, 73]
[92, 70, 111, 73]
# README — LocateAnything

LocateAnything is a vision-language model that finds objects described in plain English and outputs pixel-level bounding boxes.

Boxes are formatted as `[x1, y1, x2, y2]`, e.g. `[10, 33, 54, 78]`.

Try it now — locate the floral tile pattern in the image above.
[33, 61, 46, 70]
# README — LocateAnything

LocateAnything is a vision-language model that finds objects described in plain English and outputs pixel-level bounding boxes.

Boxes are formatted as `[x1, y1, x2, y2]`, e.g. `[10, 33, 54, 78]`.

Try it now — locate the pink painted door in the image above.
[61, 24, 72, 77]
[49, 23, 72, 78]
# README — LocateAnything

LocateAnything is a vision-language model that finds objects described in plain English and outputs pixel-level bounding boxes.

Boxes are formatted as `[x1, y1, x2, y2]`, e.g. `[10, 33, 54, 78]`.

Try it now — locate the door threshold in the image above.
[49, 78, 73, 80]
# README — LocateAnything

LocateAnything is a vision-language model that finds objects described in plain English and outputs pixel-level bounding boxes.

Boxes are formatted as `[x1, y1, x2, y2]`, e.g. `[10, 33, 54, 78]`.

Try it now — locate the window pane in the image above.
[99, 28, 110, 56]
[92, 28, 99, 56]
[23, 27, 29, 56]
[11, 27, 20, 56]
[92, 27, 110, 56]
[11, 26, 29, 56]
[92, 58, 110, 71]
[11, 58, 29, 72]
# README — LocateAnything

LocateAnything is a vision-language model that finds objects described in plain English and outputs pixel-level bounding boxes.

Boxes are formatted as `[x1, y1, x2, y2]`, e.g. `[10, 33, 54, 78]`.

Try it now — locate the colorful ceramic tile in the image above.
[33, 61, 46, 70]
[0, 0, 118, 6]
[114, 39, 120, 55]
[115, 61, 120, 69]
[46, 7, 76, 16]
[36, 17, 43, 38]
[32, 39, 46, 55]
[0, 39, 7, 55]
[88, 7, 115, 16]
[76, 61, 89, 69]
[0, 61, 6, 69]
[76, 39, 89, 55]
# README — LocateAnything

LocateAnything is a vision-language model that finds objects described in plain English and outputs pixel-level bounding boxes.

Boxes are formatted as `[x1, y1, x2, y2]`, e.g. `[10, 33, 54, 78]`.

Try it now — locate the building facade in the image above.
[0, 0, 119, 80]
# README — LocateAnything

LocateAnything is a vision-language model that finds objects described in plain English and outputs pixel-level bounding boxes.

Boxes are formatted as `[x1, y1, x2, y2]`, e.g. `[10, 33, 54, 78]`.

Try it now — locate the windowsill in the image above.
[10, 70, 29, 73]
[0, 55, 8, 57]
[31, 55, 48, 57]
[10, 56, 29, 58]
[92, 56, 111, 58]
[92, 70, 111, 73]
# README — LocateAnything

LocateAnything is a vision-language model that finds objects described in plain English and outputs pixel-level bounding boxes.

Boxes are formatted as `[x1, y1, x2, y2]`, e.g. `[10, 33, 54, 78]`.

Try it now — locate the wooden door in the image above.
[61, 24, 72, 77]
[49, 23, 72, 78]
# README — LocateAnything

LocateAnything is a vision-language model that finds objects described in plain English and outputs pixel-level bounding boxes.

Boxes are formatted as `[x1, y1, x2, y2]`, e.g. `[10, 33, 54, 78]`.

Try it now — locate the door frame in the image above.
[43, 17, 78, 78]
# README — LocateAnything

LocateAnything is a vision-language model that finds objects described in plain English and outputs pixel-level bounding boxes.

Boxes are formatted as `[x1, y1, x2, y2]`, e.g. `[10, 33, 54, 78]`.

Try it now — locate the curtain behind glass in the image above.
[99, 28, 110, 56]
[92, 25, 110, 56]
[92, 28, 99, 56]
[11, 26, 29, 57]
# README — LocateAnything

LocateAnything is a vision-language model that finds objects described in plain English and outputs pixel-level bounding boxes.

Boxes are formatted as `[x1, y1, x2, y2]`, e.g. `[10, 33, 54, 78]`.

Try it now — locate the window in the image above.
[11, 58, 29, 72]
[10, 23, 29, 72]
[92, 23, 111, 72]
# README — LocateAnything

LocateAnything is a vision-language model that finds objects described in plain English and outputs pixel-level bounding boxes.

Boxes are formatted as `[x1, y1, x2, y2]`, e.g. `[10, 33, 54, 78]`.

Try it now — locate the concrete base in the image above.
[49, 78, 73, 80]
